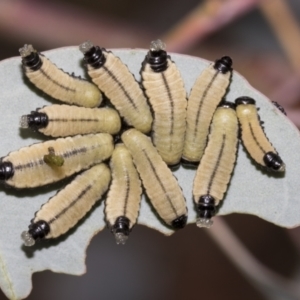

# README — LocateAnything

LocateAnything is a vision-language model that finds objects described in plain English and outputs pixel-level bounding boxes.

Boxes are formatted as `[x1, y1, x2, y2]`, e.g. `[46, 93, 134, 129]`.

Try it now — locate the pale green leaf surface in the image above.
[0, 47, 299, 299]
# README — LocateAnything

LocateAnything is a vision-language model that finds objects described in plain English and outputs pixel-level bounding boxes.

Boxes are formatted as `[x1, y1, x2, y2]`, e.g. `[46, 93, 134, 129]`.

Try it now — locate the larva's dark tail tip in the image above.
[168, 162, 181, 171]
[20, 111, 48, 130]
[112, 216, 130, 245]
[28, 220, 50, 242]
[214, 56, 233, 73]
[180, 158, 199, 169]
[219, 101, 236, 110]
[197, 195, 216, 217]
[263, 152, 285, 172]
[196, 195, 216, 229]
[171, 215, 187, 229]
[235, 96, 256, 106]
[0, 161, 14, 181]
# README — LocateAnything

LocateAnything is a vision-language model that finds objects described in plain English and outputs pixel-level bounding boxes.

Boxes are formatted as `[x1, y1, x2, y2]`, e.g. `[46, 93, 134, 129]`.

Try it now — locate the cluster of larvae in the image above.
[0, 40, 285, 247]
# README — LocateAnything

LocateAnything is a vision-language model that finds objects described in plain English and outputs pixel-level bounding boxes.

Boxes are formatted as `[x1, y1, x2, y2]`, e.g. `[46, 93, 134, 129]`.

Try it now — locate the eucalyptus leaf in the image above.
[0, 47, 299, 300]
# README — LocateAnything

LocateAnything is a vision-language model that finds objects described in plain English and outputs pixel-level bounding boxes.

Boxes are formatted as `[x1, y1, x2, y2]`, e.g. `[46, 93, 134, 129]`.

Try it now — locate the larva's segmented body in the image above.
[19, 45, 102, 108]
[235, 96, 285, 172]
[193, 102, 238, 228]
[21, 163, 111, 246]
[105, 144, 142, 244]
[141, 40, 187, 166]
[0, 133, 114, 188]
[79, 41, 153, 133]
[121, 129, 187, 229]
[182, 56, 232, 164]
[20, 104, 121, 137]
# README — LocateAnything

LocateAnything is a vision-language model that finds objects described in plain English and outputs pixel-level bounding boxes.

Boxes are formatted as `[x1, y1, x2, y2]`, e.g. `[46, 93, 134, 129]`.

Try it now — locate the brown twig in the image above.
[162, 0, 262, 53]
[259, 0, 300, 73]
[0, 0, 153, 49]
[208, 217, 300, 299]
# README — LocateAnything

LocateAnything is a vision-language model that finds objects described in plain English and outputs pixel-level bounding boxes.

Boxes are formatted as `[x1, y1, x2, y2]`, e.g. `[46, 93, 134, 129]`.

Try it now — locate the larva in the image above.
[105, 144, 142, 245]
[193, 102, 239, 228]
[140, 40, 187, 166]
[21, 163, 111, 246]
[235, 96, 285, 172]
[182, 56, 233, 164]
[19, 44, 102, 108]
[121, 129, 187, 229]
[0, 133, 114, 188]
[79, 41, 153, 133]
[20, 104, 121, 137]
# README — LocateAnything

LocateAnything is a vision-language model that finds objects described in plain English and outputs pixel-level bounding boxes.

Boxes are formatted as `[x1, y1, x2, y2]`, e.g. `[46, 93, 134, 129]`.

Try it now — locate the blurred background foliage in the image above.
[1, 0, 300, 299]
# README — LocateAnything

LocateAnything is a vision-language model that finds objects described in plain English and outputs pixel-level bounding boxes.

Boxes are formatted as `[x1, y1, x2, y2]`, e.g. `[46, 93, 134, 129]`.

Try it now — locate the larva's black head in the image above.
[0, 161, 14, 181]
[219, 101, 236, 110]
[145, 39, 168, 72]
[235, 96, 256, 106]
[196, 195, 216, 228]
[214, 56, 232, 74]
[28, 220, 50, 240]
[171, 214, 187, 229]
[20, 111, 48, 131]
[21, 220, 50, 247]
[263, 151, 285, 172]
[79, 41, 106, 69]
[19, 44, 42, 71]
[112, 216, 130, 245]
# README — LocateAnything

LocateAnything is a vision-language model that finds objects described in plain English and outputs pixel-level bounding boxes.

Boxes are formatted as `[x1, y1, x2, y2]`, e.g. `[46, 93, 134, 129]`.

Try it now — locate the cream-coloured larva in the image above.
[105, 144, 142, 245]
[21, 163, 111, 246]
[141, 40, 187, 166]
[182, 56, 233, 164]
[193, 102, 238, 228]
[235, 96, 285, 172]
[79, 41, 153, 134]
[0, 133, 114, 188]
[121, 129, 187, 229]
[19, 44, 102, 108]
[20, 104, 121, 137]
